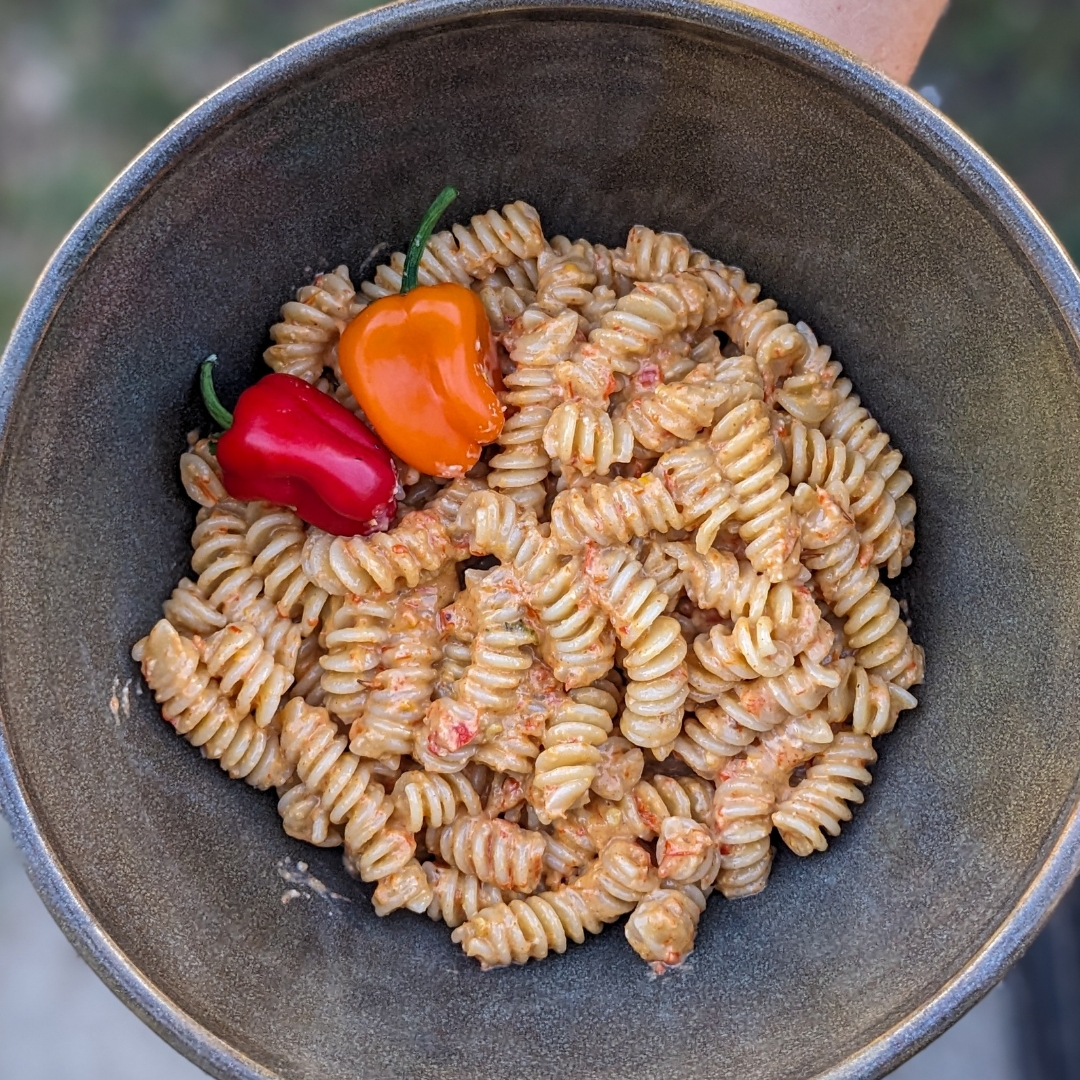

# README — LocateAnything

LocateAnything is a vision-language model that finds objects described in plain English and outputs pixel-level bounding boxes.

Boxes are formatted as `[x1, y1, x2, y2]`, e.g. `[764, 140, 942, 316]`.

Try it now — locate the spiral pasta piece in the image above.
[620, 614, 688, 753]
[672, 704, 757, 779]
[622, 349, 764, 452]
[319, 597, 395, 722]
[614, 226, 692, 282]
[200, 622, 293, 729]
[451, 838, 658, 968]
[557, 271, 731, 406]
[581, 543, 669, 649]
[773, 730, 877, 855]
[246, 503, 326, 631]
[787, 419, 913, 579]
[655, 816, 720, 886]
[549, 474, 683, 553]
[592, 774, 715, 844]
[427, 814, 547, 893]
[592, 736, 645, 801]
[720, 290, 809, 395]
[276, 779, 341, 848]
[179, 436, 226, 508]
[477, 282, 530, 335]
[711, 400, 801, 580]
[693, 617, 794, 682]
[850, 664, 918, 737]
[529, 694, 614, 822]
[543, 400, 634, 477]
[794, 484, 923, 688]
[434, 596, 474, 698]
[423, 864, 513, 927]
[418, 567, 535, 771]
[264, 265, 366, 383]
[458, 491, 615, 687]
[771, 321, 843, 427]
[391, 771, 483, 833]
[535, 241, 598, 315]
[451, 200, 548, 281]
[162, 577, 226, 637]
[189, 500, 257, 612]
[820, 378, 916, 577]
[132, 620, 291, 789]
[349, 586, 441, 761]
[655, 441, 739, 552]
[667, 544, 767, 620]
[625, 885, 706, 973]
[370, 861, 437, 918]
[784, 424, 867, 504]
[541, 804, 602, 884]
[184, 503, 308, 671]
[488, 308, 578, 513]
[712, 769, 775, 898]
[277, 697, 418, 888]
[302, 478, 481, 597]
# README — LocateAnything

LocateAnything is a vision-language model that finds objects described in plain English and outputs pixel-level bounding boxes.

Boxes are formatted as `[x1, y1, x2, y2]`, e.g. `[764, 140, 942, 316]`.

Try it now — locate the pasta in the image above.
[135, 204, 924, 974]
[625, 884, 707, 973]
[133, 620, 291, 789]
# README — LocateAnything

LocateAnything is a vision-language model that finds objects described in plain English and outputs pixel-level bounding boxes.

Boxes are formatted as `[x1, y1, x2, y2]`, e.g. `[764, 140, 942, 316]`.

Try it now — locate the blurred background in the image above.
[1, 0, 1078, 1076]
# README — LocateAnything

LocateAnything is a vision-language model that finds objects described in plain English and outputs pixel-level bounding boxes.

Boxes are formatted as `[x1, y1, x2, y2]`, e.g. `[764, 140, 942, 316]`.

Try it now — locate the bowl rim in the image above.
[2, 1, 1080, 1077]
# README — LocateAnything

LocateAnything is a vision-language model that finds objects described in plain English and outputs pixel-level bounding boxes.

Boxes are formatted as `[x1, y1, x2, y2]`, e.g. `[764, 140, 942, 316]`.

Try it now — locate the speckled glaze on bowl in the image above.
[2, 1, 1080, 1078]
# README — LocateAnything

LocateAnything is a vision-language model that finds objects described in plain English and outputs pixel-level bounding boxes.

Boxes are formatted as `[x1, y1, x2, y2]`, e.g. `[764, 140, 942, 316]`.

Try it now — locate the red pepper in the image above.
[200, 360, 397, 536]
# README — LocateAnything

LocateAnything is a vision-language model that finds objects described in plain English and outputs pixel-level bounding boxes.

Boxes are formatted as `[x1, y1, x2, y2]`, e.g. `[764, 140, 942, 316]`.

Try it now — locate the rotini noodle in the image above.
[348, 586, 441, 761]
[427, 814, 547, 894]
[133, 620, 291, 789]
[625, 885, 706, 972]
[549, 474, 683, 552]
[423, 863, 512, 927]
[278, 697, 418, 886]
[138, 208, 925, 971]
[200, 622, 293, 729]
[711, 400, 801, 580]
[773, 729, 877, 855]
[451, 838, 658, 968]
[301, 478, 481, 597]
[265, 265, 366, 384]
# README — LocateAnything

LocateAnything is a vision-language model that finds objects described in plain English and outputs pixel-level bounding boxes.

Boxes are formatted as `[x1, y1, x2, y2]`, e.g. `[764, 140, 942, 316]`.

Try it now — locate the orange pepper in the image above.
[337, 188, 505, 478]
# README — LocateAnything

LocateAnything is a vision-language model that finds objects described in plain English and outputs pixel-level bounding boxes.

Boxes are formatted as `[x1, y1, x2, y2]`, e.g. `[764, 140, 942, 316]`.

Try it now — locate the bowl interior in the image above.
[3, 5, 1080, 1079]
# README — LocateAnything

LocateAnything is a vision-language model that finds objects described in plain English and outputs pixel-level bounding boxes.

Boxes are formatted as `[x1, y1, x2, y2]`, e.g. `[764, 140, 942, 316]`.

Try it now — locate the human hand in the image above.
[744, 0, 949, 83]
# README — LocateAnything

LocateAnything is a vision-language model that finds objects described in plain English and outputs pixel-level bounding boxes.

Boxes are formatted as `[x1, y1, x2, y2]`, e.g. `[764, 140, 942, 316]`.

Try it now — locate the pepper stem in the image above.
[200, 356, 234, 429]
[401, 186, 458, 294]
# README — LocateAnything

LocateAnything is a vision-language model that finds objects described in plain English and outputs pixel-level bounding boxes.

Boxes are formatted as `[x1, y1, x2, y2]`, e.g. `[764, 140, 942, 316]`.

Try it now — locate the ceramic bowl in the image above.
[2, 2, 1080, 1078]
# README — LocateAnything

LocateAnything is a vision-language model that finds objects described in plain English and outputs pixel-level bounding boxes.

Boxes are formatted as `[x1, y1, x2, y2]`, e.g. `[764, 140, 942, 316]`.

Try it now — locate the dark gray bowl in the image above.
[2, 1, 1080, 1077]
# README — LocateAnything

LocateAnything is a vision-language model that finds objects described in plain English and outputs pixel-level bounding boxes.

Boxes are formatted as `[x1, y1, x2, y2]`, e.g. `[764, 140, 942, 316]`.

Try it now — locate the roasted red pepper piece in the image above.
[201, 360, 397, 536]
[338, 187, 505, 478]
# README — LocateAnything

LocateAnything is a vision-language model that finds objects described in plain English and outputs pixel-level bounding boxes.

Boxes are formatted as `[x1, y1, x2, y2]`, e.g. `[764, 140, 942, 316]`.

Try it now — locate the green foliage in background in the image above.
[0, 0, 377, 339]
[916, 0, 1080, 259]
[0, 0, 1077, 344]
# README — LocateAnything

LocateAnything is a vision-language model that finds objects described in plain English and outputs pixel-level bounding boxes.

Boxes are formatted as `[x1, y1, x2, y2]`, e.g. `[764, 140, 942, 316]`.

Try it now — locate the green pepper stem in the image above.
[401, 186, 458, 294]
[200, 356, 234, 429]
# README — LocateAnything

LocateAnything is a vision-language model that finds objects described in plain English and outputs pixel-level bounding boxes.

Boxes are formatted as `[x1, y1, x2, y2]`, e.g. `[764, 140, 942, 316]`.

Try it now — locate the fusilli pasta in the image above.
[137, 205, 924, 975]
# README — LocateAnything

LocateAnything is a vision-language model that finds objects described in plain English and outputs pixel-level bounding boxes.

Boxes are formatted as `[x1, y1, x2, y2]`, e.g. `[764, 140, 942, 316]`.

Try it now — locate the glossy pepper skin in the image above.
[214, 372, 397, 536]
[337, 282, 503, 478]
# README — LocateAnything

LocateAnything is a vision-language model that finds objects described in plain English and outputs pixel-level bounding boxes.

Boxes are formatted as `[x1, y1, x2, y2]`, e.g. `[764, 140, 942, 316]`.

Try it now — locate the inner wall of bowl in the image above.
[3, 10, 1080, 1080]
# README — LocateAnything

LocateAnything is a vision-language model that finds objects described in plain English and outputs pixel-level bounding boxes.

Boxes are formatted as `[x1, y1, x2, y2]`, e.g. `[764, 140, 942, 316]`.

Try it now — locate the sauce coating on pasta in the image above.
[137, 205, 923, 974]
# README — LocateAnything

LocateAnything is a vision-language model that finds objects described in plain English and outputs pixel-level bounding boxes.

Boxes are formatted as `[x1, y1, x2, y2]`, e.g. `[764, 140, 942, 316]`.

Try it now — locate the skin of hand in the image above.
[743, 0, 950, 83]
